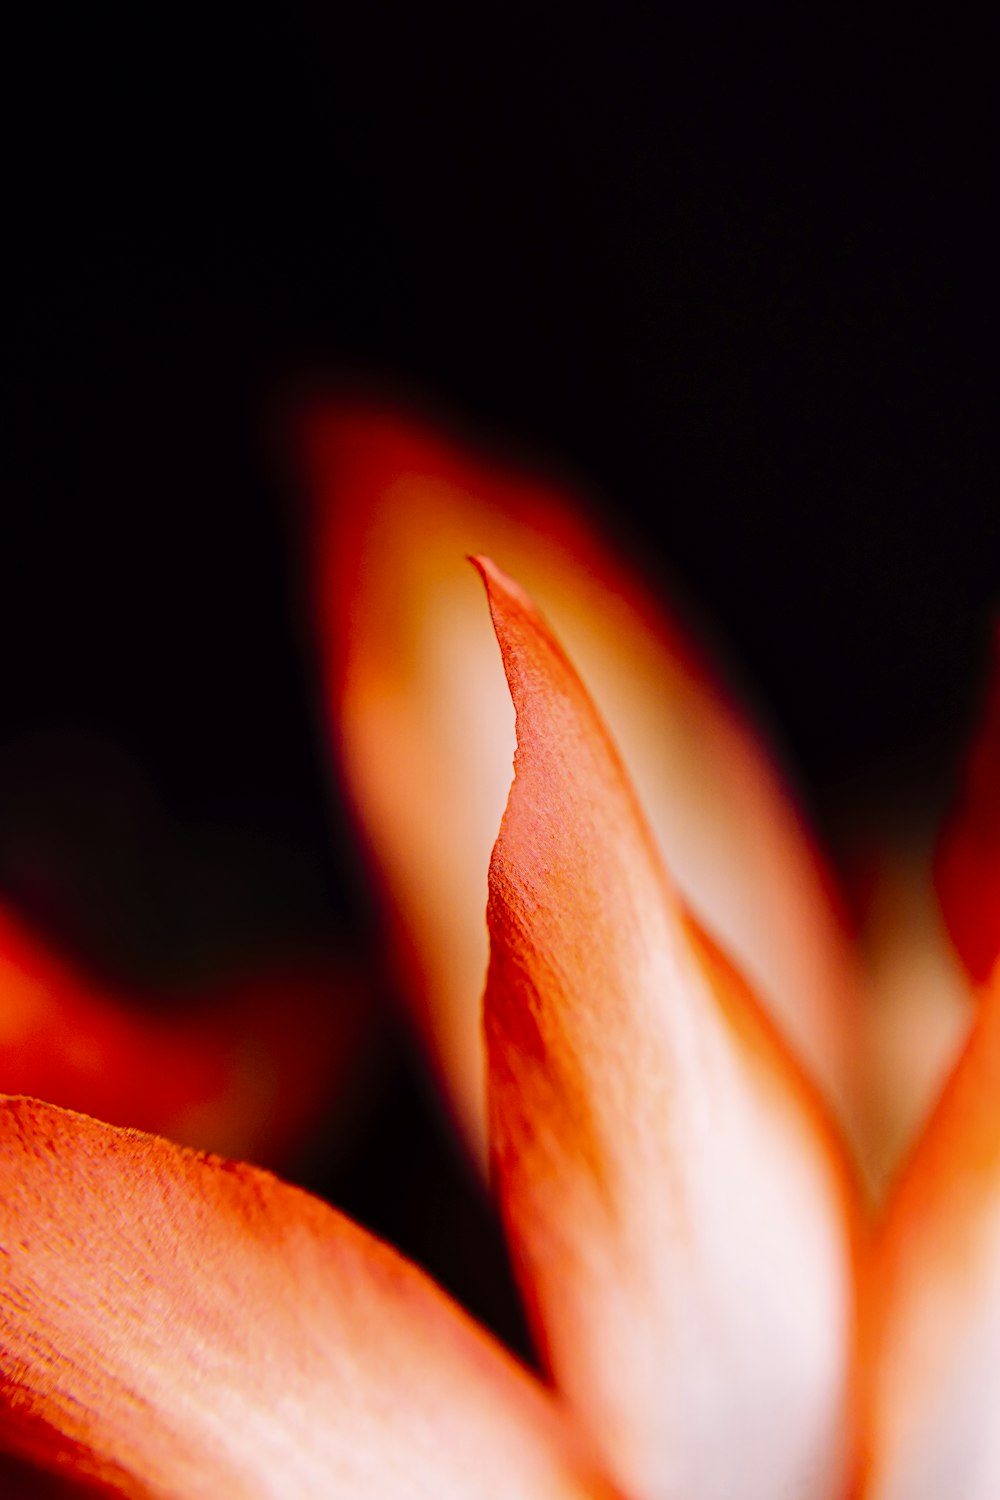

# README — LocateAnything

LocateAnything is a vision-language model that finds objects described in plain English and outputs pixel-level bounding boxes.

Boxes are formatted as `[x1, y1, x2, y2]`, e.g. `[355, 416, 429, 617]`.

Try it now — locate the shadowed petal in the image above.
[0, 1098, 616, 1500]
[0, 1438, 127, 1497]
[856, 839, 975, 1192]
[0, 903, 369, 1166]
[475, 557, 862, 1500]
[860, 960, 1000, 1500]
[935, 626, 1000, 983]
[301, 401, 862, 1161]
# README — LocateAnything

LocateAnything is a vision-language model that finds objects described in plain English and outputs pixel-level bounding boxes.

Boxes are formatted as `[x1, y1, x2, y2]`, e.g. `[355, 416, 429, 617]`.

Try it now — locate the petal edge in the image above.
[475, 556, 862, 1500]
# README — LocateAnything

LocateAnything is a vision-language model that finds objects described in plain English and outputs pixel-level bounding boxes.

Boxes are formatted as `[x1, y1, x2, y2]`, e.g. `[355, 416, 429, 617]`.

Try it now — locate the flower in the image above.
[1, 410, 998, 1497]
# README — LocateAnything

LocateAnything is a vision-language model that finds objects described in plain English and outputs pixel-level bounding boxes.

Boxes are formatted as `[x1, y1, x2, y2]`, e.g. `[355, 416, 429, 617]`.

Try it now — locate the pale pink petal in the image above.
[860, 960, 1000, 1500]
[0, 1097, 615, 1500]
[476, 557, 862, 1500]
[301, 401, 863, 1162]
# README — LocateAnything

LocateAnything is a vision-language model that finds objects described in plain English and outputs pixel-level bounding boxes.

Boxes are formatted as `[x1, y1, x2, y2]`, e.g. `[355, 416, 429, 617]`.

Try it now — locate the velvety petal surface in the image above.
[0, 903, 369, 1166]
[302, 401, 862, 1161]
[935, 627, 1000, 983]
[476, 558, 862, 1500]
[860, 960, 1000, 1500]
[0, 1097, 616, 1500]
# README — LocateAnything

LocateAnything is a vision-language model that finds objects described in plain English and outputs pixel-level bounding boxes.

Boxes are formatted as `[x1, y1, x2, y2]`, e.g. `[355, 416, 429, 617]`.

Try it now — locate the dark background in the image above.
[4, 9, 997, 1342]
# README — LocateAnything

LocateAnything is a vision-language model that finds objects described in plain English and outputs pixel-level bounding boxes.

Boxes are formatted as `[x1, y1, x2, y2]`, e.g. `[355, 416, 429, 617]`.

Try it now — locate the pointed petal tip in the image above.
[470, 553, 531, 609]
[309, 405, 865, 1173]
[478, 566, 861, 1500]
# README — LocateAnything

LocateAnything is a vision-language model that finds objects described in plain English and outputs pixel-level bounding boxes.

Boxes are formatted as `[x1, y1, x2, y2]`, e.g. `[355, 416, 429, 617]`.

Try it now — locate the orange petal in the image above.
[855, 837, 975, 1193]
[859, 959, 1000, 1498]
[934, 625, 1000, 984]
[0, 1097, 616, 1500]
[476, 557, 862, 1500]
[0, 902, 370, 1166]
[301, 401, 863, 1162]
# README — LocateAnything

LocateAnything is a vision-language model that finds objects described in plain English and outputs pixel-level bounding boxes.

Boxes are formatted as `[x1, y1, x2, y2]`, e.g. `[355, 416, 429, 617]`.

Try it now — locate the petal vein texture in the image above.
[475, 558, 862, 1500]
[0, 1097, 616, 1500]
[302, 402, 863, 1163]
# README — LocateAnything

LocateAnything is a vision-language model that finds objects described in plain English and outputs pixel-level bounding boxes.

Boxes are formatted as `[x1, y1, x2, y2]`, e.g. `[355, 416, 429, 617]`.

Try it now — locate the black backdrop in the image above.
[4, 8, 998, 1339]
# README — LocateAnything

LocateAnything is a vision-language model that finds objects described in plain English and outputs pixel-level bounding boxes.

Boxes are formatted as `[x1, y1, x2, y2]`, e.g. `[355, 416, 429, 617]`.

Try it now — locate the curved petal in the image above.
[0, 903, 370, 1166]
[855, 837, 975, 1192]
[300, 401, 863, 1162]
[934, 625, 1000, 983]
[475, 558, 862, 1500]
[859, 960, 1000, 1500]
[0, 1097, 616, 1500]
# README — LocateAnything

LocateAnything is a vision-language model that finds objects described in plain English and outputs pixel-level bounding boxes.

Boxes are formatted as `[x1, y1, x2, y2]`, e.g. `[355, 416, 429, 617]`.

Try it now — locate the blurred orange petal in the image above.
[0, 902, 369, 1166]
[934, 625, 1000, 984]
[860, 960, 1000, 1498]
[856, 838, 975, 1193]
[476, 557, 862, 1500]
[0, 1097, 616, 1500]
[301, 401, 862, 1162]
